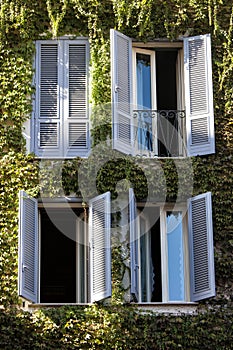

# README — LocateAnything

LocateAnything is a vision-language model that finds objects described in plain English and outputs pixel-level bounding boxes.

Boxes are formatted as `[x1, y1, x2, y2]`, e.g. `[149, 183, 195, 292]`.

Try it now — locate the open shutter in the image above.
[188, 192, 215, 301]
[18, 190, 38, 303]
[89, 192, 111, 302]
[184, 34, 215, 156]
[35, 41, 63, 157]
[64, 41, 90, 157]
[111, 29, 133, 155]
[129, 188, 139, 301]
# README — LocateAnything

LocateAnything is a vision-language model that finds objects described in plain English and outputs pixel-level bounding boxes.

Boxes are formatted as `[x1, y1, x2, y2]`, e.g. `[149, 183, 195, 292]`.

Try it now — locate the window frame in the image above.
[38, 205, 87, 304]
[160, 205, 190, 303]
[132, 45, 186, 157]
[132, 48, 157, 156]
[111, 29, 215, 157]
[133, 204, 190, 303]
[129, 189, 215, 304]
[18, 191, 111, 305]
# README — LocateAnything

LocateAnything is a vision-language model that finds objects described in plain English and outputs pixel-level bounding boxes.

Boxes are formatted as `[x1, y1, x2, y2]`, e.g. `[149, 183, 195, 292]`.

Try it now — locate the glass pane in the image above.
[136, 53, 151, 109]
[136, 53, 153, 151]
[166, 211, 185, 301]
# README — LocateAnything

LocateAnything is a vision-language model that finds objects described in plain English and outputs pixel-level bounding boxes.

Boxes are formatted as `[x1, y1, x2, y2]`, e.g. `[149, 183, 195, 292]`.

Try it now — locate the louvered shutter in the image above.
[188, 192, 215, 301]
[89, 192, 111, 302]
[111, 29, 133, 155]
[18, 191, 39, 303]
[35, 41, 62, 157]
[129, 188, 139, 301]
[64, 41, 90, 157]
[184, 34, 215, 156]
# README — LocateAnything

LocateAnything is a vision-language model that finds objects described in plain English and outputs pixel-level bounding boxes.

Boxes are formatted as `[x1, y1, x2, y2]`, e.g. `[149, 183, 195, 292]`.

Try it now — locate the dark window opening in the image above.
[40, 208, 84, 303]
[156, 50, 179, 157]
[139, 207, 162, 302]
[150, 213, 162, 302]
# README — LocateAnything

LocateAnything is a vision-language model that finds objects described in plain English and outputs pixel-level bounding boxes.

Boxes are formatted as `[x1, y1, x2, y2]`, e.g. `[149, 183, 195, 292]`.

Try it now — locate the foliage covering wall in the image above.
[0, 0, 232, 348]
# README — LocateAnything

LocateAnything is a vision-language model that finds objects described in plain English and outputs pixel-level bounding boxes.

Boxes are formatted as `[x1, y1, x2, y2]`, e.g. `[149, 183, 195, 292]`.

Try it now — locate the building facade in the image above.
[0, 0, 232, 348]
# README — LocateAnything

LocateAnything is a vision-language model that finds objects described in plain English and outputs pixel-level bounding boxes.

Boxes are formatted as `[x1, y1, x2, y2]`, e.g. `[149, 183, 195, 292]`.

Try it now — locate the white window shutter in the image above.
[184, 34, 215, 156]
[64, 41, 90, 158]
[89, 192, 111, 302]
[35, 41, 63, 157]
[111, 29, 134, 155]
[18, 190, 39, 303]
[129, 188, 139, 301]
[188, 192, 215, 301]
[34, 40, 89, 158]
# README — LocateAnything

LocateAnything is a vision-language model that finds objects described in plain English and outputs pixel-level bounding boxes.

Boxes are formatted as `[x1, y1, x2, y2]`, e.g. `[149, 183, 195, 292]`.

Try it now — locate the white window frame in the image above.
[18, 191, 111, 304]
[160, 205, 190, 303]
[111, 29, 215, 157]
[132, 46, 186, 157]
[135, 211, 153, 303]
[129, 189, 215, 304]
[132, 48, 158, 156]
[133, 205, 189, 303]
[76, 213, 88, 303]
[38, 203, 89, 304]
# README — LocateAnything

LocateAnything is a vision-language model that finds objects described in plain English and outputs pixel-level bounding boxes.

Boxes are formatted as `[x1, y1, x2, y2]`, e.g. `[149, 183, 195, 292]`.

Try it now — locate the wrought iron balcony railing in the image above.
[132, 110, 186, 157]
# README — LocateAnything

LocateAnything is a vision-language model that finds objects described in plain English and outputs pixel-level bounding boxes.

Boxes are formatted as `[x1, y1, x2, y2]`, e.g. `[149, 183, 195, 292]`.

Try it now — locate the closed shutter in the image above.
[34, 40, 89, 158]
[184, 34, 215, 156]
[35, 41, 62, 157]
[188, 192, 215, 301]
[65, 42, 90, 157]
[111, 29, 133, 155]
[129, 188, 139, 301]
[89, 192, 111, 302]
[18, 191, 38, 303]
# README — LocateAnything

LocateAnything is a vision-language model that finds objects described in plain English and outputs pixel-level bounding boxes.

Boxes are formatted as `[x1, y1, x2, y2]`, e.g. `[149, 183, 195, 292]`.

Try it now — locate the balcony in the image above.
[133, 110, 186, 157]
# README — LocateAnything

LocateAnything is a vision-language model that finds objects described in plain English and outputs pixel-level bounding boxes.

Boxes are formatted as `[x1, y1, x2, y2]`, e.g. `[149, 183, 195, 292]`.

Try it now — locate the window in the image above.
[18, 189, 215, 304]
[111, 29, 215, 157]
[18, 191, 111, 303]
[30, 39, 90, 158]
[129, 189, 215, 303]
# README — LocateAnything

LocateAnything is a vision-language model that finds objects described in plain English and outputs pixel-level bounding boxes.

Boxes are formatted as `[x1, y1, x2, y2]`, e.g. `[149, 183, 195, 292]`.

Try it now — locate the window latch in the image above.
[22, 264, 28, 272]
[115, 85, 120, 93]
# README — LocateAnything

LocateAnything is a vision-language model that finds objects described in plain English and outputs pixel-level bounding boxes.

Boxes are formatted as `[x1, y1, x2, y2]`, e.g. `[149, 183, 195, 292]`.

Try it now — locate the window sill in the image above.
[23, 301, 197, 314]
[134, 302, 198, 314]
[22, 302, 91, 311]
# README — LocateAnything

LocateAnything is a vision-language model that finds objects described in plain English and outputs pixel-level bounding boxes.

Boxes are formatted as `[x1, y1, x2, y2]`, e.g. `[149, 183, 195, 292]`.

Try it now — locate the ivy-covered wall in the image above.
[0, 0, 232, 348]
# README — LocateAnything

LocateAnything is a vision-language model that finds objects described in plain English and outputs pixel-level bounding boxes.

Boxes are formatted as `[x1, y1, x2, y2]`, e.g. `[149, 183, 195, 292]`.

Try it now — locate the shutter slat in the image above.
[117, 36, 131, 111]
[39, 122, 58, 147]
[191, 117, 209, 144]
[64, 41, 90, 157]
[188, 38, 208, 115]
[111, 29, 133, 155]
[40, 44, 58, 118]
[69, 45, 87, 118]
[184, 34, 215, 156]
[69, 123, 87, 148]
[89, 192, 111, 302]
[188, 192, 215, 301]
[18, 191, 38, 303]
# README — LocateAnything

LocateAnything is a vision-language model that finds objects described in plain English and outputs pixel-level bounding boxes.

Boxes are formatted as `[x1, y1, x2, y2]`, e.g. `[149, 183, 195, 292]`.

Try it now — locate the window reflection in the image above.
[166, 211, 185, 301]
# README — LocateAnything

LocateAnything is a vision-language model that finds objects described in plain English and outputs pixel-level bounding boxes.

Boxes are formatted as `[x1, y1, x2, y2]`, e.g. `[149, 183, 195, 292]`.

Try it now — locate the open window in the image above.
[18, 191, 111, 304]
[111, 29, 215, 157]
[129, 189, 215, 303]
[28, 39, 90, 158]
